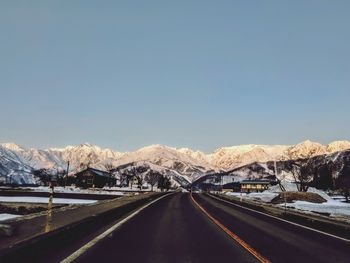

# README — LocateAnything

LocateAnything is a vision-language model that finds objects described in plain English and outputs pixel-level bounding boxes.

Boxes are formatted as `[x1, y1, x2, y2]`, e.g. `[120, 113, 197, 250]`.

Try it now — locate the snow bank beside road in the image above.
[281, 200, 350, 217]
[224, 181, 350, 218]
[225, 192, 278, 202]
[17, 186, 125, 196]
[0, 196, 97, 204]
[0, 213, 22, 221]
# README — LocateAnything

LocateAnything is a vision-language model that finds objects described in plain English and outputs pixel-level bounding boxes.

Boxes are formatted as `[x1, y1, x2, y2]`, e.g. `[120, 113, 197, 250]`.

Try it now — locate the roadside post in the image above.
[284, 180, 287, 215]
[45, 174, 57, 232]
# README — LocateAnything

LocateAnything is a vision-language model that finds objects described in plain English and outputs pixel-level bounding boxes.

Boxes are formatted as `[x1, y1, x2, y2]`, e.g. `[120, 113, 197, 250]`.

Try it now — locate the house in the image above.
[240, 180, 270, 193]
[75, 167, 115, 188]
[222, 182, 241, 192]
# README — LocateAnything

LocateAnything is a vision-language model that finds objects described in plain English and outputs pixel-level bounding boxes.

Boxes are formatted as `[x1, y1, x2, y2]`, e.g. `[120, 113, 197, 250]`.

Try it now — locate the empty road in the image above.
[67, 193, 349, 263]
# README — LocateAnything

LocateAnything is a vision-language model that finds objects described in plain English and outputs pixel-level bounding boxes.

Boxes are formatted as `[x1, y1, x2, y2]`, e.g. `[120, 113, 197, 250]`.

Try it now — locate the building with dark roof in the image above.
[75, 167, 115, 188]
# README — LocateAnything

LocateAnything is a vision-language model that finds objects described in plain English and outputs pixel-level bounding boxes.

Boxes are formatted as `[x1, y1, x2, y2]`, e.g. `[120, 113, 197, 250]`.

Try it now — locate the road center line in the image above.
[61, 193, 173, 263]
[190, 193, 270, 263]
[208, 193, 350, 243]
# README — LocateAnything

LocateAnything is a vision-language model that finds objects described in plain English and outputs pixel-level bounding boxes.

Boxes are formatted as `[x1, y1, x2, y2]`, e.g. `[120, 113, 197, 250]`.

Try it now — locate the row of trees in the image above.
[32, 165, 172, 192]
[117, 166, 171, 191]
[276, 157, 350, 202]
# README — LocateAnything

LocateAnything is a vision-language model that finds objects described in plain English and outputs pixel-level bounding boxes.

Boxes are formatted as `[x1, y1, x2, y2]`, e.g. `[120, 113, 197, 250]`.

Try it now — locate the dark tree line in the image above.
[157, 175, 171, 192]
[33, 168, 69, 186]
[273, 153, 350, 201]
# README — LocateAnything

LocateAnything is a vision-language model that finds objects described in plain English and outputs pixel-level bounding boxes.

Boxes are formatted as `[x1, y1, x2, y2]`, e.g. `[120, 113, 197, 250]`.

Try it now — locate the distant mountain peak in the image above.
[1, 142, 25, 152]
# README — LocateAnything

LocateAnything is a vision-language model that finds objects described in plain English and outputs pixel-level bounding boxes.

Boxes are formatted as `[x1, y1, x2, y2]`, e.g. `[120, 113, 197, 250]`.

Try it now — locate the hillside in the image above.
[0, 140, 349, 185]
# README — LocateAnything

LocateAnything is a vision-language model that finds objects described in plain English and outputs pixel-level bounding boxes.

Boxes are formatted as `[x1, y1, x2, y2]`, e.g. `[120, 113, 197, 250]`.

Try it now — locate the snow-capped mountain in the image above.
[113, 161, 192, 188]
[209, 144, 289, 170]
[0, 143, 217, 185]
[48, 143, 124, 171]
[0, 145, 37, 184]
[112, 145, 216, 181]
[209, 140, 350, 170]
[0, 140, 349, 185]
[218, 149, 350, 190]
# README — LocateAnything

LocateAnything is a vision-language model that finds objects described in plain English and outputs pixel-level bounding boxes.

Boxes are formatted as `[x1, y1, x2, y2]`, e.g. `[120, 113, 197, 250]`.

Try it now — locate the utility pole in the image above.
[274, 160, 278, 179]
[64, 161, 70, 188]
[240, 184, 243, 202]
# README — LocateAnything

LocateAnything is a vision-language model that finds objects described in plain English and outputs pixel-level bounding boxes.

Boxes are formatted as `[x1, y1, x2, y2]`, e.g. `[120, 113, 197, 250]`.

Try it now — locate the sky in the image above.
[0, 1, 349, 152]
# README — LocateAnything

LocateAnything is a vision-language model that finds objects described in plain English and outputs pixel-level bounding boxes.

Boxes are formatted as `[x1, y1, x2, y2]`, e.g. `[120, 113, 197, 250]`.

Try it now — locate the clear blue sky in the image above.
[0, 1, 349, 152]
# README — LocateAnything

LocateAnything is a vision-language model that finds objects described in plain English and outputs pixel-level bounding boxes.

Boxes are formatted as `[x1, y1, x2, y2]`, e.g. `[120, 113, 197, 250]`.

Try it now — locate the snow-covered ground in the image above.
[6, 186, 125, 196]
[280, 200, 350, 217]
[225, 192, 278, 202]
[102, 186, 155, 192]
[224, 181, 350, 218]
[0, 213, 22, 221]
[0, 196, 97, 204]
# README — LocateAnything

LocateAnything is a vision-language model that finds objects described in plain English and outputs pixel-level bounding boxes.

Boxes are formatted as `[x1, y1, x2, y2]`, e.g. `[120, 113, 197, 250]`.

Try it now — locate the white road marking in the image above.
[61, 193, 173, 263]
[208, 193, 350, 243]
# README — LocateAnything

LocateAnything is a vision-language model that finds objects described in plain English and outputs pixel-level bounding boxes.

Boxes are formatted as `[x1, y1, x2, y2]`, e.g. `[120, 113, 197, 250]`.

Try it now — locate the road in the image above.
[68, 193, 350, 263]
[194, 194, 350, 263]
[74, 193, 257, 263]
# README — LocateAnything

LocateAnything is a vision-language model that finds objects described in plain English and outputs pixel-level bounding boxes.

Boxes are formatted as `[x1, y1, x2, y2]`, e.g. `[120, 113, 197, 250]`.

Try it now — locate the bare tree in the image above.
[158, 175, 171, 192]
[330, 156, 349, 202]
[289, 160, 314, 192]
[134, 166, 148, 190]
[278, 170, 288, 192]
[123, 167, 138, 189]
[145, 170, 162, 191]
[275, 156, 289, 192]
[104, 163, 114, 187]
[329, 157, 345, 189]
[336, 176, 350, 202]
[79, 160, 91, 171]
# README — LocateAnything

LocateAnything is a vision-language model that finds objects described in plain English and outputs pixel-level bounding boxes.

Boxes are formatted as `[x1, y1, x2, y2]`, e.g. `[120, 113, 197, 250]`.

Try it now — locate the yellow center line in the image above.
[190, 193, 270, 263]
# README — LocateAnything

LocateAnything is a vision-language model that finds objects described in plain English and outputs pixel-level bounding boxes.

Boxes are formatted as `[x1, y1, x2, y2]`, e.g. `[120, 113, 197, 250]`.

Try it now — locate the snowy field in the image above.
[25, 186, 125, 196]
[0, 196, 97, 204]
[224, 181, 350, 218]
[0, 186, 161, 195]
[0, 213, 22, 221]
[280, 200, 350, 217]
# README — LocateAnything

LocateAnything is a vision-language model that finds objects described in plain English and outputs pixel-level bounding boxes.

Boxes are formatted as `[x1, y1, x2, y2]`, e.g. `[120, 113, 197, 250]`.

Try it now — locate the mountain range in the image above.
[0, 140, 350, 185]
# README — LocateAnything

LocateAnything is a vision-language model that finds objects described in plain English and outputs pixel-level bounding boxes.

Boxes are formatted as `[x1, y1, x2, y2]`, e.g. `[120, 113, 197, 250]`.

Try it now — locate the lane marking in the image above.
[190, 193, 270, 263]
[61, 193, 173, 263]
[208, 193, 350, 243]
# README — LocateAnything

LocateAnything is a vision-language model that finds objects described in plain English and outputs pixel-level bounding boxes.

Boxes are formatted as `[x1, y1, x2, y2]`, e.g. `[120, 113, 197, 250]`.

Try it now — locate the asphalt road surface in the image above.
[72, 193, 350, 263]
[193, 194, 350, 263]
[75, 193, 257, 263]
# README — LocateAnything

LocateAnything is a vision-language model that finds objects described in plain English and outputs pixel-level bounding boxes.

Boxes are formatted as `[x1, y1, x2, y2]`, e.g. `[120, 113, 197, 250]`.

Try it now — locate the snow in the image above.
[0, 196, 97, 204]
[268, 182, 299, 192]
[23, 186, 125, 196]
[102, 186, 153, 192]
[225, 191, 278, 202]
[0, 213, 22, 221]
[281, 200, 350, 217]
[267, 183, 333, 201]
[225, 182, 350, 218]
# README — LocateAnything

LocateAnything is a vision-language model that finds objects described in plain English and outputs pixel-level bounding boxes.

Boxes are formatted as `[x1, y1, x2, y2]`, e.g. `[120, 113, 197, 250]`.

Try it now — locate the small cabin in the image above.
[75, 168, 115, 188]
[240, 180, 270, 193]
